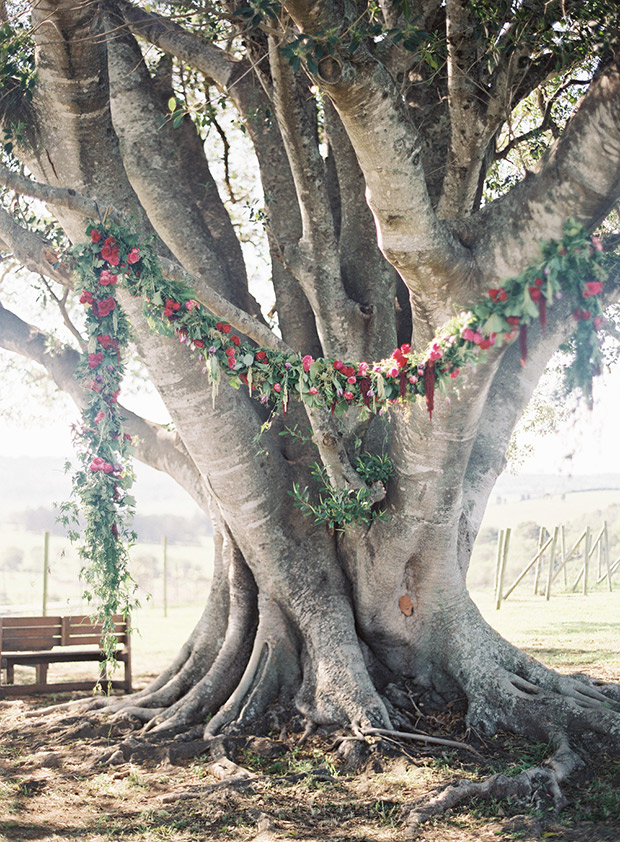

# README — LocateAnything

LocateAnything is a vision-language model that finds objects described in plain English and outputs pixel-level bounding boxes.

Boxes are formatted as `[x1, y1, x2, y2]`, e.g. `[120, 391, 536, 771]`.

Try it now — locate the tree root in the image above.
[205, 597, 300, 737]
[402, 735, 583, 837]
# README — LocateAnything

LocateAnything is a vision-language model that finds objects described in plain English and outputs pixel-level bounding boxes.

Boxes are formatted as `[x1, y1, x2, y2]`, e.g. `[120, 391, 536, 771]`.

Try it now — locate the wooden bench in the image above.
[0, 614, 132, 697]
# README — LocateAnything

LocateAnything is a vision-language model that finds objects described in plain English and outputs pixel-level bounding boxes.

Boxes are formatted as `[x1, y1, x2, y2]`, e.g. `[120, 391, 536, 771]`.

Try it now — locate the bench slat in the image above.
[1, 616, 62, 628]
[3, 636, 59, 652]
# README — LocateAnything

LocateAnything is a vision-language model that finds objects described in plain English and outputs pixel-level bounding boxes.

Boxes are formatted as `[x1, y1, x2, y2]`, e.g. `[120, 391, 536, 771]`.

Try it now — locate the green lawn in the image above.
[473, 589, 620, 674]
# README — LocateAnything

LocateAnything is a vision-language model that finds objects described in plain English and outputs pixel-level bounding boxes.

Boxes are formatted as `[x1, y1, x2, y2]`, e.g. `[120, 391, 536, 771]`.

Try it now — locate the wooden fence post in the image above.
[494, 529, 504, 605]
[42, 530, 49, 616]
[163, 535, 168, 618]
[495, 528, 510, 610]
[533, 527, 546, 594]
[545, 526, 559, 601]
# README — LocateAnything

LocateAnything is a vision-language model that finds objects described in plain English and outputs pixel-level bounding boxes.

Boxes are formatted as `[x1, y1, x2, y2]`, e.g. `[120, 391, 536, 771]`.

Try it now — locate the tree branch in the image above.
[0, 163, 118, 222]
[115, 0, 324, 356]
[469, 60, 620, 284]
[0, 205, 73, 286]
[268, 36, 363, 357]
[282, 0, 473, 302]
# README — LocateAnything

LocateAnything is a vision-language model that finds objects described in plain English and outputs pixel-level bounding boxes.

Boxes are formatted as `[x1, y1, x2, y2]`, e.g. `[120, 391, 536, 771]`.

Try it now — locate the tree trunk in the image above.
[1, 3, 620, 822]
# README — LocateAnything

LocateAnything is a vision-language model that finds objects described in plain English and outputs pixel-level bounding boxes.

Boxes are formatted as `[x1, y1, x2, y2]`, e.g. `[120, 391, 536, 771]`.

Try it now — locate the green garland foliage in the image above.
[65, 219, 610, 644]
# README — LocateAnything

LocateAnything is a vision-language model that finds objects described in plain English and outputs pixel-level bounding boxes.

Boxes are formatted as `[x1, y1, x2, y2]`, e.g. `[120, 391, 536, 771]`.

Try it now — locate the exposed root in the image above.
[205, 597, 300, 737]
[359, 725, 483, 757]
[141, 547, 258, 735]
[402, 735, 583, 837]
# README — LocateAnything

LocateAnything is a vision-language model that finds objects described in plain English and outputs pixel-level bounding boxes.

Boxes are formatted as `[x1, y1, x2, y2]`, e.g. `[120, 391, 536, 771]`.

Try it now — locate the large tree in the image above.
[1, 0, 620, 822]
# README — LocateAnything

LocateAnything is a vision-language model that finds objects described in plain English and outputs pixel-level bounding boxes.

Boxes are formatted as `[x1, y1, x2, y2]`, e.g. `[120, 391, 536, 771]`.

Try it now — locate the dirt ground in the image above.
[1, 675, 620, 842]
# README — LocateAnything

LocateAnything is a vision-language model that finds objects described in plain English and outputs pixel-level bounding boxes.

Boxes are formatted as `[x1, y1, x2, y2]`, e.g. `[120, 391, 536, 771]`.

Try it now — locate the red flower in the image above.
[528, 286, 542, 302]
[221, 324, 231, 334]
[225, 347, 235, 356]
[333, 360, 343, 370]
[97, 334, 112, 348]
[101, 244, 120, 265]
[88, 352, 104, 369]
[488, 288, 499, 300]
[79, 290, 93, 305]
[256, 351, 267, 362]
[506, 316, 520, 326]
[194, 339, 204, 348]
[583, 281, 603, 298]
[400, 343, 411, 355]
[534, 277, 543, 288]
[99, 270, 117, 286]
[91, 229, 102, 243]
[573, 309, 591, 321]
[343, 390, 354, 401]
[227, 356, 236, 368]
[95, 297, 116, 318]
[273, 383, 281, 392]
[104, 237, 116, 246]
[111, 389, 120, 402]
[479, 338, 493, 350]
[127, 247, 141, 264]
[231, 335, 241, 346]
[216, 322, 223, 331]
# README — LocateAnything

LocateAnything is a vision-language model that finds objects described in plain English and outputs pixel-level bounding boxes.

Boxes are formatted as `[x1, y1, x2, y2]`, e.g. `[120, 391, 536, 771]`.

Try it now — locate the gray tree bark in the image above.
[1, 1, 620, 799]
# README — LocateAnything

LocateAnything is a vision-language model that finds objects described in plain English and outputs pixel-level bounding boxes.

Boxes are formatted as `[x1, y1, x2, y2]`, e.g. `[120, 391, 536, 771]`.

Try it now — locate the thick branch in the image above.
[283, 0, 472, 299]
[0, 163, 118, 222]
[268, 37, 362, 357]
[0, 205, 73, 286]
[472, 60, 620, 281]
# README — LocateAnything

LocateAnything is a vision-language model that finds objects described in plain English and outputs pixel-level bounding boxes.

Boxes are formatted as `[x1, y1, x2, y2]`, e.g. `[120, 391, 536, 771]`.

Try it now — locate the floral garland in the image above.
[64, 219, 610, 646]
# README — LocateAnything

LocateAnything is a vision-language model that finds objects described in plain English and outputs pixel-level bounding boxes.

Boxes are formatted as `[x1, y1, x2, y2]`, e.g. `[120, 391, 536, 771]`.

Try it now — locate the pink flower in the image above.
[127, 247, 141, 264]
[583, 281, 603, 298]
[273, 383, 281, 392]
[592, 236, 603, 251]
[333, 360, 343, 370]
[79, 290, 93, 306]
[343, 391, 354, 401]
[358, 362, 369, 375]
[347, 376, 356, 385]
[388, 366, 399, 377]
[94, 411, 106, 424]
[302, 355, 314, 372]
[89, 457, 106, 472]
[450, 369, 460, 379]
[103, 463, 114, 473]
[462, 328, 475, 342]
[429, 342, 443, 361]
[185, 299, 199, 310]
[99, 270, 117, 286]
[309, 386, 318, 394]
[593, 316, 605, 330]
[408, 376, 418, 384]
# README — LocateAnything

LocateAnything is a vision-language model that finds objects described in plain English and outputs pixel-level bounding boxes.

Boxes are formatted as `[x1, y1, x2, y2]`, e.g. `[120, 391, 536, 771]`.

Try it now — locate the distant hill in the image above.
[491, 472, 620, 503]
[0, 456, 208, 522]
